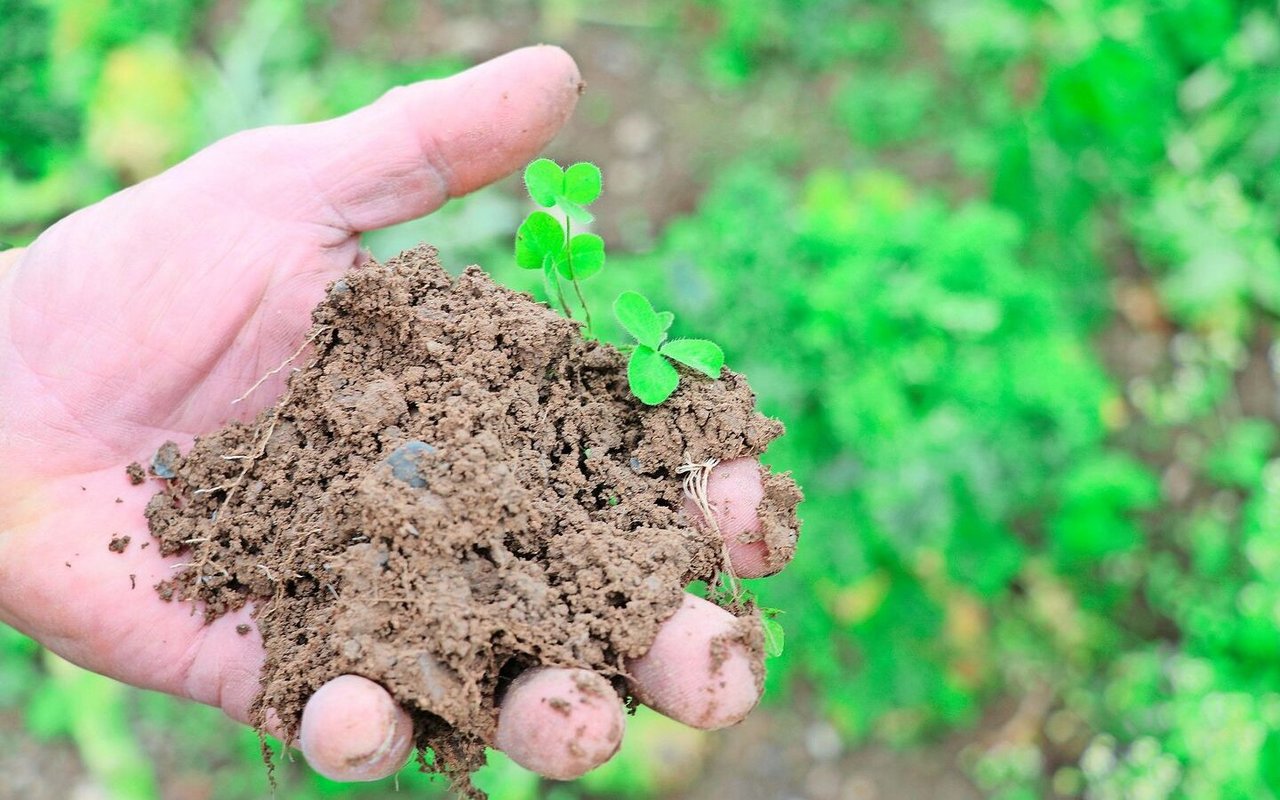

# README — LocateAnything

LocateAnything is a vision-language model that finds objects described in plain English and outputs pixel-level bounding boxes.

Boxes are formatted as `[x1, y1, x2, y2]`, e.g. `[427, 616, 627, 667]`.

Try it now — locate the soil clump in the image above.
[144, 245, 801, 790]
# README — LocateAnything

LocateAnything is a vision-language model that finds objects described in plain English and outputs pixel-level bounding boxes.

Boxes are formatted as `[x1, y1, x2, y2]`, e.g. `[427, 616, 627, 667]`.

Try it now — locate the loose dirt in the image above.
[143, 245, 800, 792]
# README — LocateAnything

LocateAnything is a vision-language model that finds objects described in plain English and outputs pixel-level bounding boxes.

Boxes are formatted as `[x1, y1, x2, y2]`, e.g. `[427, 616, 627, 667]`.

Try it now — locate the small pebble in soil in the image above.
[385, 440, 437, 488]
[108, 535, 131, 553]
[151, 441, 181, 479]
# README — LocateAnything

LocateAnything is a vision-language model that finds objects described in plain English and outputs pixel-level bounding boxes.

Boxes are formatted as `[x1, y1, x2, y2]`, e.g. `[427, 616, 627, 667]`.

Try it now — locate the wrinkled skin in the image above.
[0, 47, 794, 781]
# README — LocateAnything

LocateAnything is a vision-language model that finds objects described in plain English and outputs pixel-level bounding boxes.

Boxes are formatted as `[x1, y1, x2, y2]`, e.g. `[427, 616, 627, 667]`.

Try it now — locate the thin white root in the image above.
[231, 326, 331, 406]
[678, 456, 720, 527]
[217, 401, 287, 511]
[678, 455, 741, 603]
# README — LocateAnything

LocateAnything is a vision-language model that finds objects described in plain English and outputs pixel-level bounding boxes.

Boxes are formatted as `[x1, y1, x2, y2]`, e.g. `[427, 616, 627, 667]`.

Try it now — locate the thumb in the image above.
[181, 45, 582, 233]
[0, 246, 24, 276]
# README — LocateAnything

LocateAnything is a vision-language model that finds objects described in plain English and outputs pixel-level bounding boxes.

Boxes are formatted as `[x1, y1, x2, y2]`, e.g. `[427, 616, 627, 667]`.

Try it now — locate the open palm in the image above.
[0, 47, 784, 783]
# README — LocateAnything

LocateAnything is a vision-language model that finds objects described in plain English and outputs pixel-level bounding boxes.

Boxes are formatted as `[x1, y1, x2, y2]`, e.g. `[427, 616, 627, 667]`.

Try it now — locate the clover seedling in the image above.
[515, 158, 606, 332]
[613, 291, 725, 405]
[513, 160, 725, 406]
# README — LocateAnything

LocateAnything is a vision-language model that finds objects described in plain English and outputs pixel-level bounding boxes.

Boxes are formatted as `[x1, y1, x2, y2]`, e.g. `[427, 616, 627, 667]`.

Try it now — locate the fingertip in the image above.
[495, 668, 624, 781]
[686, 458, 793, 578]
[296, 45, 584, 233]
[300, 675, 414, 782]
[513, 43, 583, 92]
[629, 595, 763, 730]
[423, 43, 583, 192]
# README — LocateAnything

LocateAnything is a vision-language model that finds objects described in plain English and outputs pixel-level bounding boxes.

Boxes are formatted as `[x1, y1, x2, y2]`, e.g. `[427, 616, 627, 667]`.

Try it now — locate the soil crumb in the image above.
[143, 245, 800, 793]
[125, 463, 145, 485]
[108, 535, 131, 553]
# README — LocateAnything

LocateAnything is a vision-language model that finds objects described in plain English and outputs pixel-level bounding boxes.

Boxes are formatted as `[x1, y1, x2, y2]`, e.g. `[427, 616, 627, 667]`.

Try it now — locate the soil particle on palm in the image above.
[143, 245, 800, 792]
[125, 462, 145, 485]
[108, 535, 131, 553]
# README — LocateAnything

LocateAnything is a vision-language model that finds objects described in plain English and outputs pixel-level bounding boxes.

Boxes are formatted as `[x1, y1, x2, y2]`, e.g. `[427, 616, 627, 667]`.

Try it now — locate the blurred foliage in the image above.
[6, 0, 1280, 798]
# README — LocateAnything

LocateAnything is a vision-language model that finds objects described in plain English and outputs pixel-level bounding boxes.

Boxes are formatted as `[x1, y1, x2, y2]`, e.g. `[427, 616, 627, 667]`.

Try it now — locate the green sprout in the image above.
[613, 291, 725, 405]
[515, 158, 605, 332]
[515, 158, 725, 406]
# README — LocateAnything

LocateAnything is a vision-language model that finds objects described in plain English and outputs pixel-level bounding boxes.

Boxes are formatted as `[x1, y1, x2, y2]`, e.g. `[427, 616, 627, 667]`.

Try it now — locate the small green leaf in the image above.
[762, 617, 785, 658]
[656, 311, 674, 333]
[627, 346, 679, 405]
[563, 162, 602, 205]
[524, 158, 564, 207]
[659, 339, 725, 379]
[515, 211, 565, 269]
[613, 291, 666, 350]
[557, 233, 606, 280]
[556, 197, 595, 225]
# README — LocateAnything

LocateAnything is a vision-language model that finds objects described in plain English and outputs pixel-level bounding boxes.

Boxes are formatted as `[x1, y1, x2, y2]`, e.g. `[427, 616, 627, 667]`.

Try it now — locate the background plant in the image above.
[6, 1, 1280, 798]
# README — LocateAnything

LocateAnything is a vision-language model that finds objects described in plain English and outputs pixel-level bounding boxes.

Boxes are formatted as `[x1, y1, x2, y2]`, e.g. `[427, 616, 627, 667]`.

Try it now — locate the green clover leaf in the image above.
[563, 162, 603, 205]
[523, 159, 564, 208]
[613, 291, 666, 350]
[659, 339, 725, 379]
[524, 159, 602, 224]
[515, 211, 566, 270]
[627, 346, 680, 405]
[556, 233, 606, 280]
[762, 616, 785, 658]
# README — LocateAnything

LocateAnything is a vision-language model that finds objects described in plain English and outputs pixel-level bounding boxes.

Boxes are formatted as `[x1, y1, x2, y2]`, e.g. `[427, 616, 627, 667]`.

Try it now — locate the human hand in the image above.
[0, 46, 794, 782]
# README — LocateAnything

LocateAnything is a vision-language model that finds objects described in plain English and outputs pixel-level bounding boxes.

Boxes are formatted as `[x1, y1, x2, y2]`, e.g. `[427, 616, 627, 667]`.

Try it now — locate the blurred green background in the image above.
[6, 0, 1280, 797]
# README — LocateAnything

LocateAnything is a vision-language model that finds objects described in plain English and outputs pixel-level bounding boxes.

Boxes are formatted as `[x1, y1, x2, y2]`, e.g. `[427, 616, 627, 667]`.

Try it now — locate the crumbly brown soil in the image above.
[143, 245, 800, 792]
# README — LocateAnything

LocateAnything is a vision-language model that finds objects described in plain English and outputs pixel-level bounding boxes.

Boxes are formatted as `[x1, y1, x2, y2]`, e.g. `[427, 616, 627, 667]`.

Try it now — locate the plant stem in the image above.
[555, 278, 573, 320]
[565, 217, 593, 335]
[571, 277, 592, 335]
[546, 267, 573, 320]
